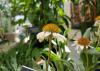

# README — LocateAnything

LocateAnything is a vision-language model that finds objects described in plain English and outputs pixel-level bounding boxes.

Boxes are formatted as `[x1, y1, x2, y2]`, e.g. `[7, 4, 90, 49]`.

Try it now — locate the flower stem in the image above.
[84, 47, 89, 71]
[96, 35, 100, 47]
[46, 34, 52, 71]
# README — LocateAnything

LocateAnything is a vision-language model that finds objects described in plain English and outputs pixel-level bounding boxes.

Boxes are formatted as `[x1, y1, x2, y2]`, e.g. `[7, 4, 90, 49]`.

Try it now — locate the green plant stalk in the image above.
[46, 34, 52, 71]
[84, 47, 89, 71]
[96, 32, 100, 47]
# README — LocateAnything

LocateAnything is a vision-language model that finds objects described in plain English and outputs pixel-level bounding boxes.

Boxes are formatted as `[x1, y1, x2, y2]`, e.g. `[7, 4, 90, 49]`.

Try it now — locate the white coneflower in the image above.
[68, 37, 91, 54]
[37, 23, 66, 43]
[37, 23, 67, 71]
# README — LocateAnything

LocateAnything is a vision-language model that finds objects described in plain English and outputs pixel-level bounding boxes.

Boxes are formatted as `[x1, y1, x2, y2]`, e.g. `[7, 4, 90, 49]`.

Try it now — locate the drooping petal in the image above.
[37, 32, 45, 42]
[51, 40, 57, 46]
[44, 32, 51, 39]
[73, 41, 86, 53]
[37, 32, 51, 42]
[53, 33, 66, 43]
[64, 45, 71, 53]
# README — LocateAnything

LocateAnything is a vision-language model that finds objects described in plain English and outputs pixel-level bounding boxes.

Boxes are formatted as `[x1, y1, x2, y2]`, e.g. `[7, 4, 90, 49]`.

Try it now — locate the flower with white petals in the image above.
[37, 23, 66, 43]
[73, 37, 91, 52]
[37, 32, 66, 43]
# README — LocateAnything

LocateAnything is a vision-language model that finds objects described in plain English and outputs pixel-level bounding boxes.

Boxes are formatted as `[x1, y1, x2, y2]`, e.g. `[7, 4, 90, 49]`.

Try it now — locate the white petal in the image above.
[76, 45, 84, 53]
[53, 33, 66, 43]
[73, 41, 84, 53]
[44, 32, 51, 39]
[37, 59, 45, 65]
[37, 32, 45, 42]
[37, 32, 51, 42]
[51, 40, 57, 45]
[65, 45, 71, 53]
[24, 36, 30, 43]
[67, 57, 71, 61]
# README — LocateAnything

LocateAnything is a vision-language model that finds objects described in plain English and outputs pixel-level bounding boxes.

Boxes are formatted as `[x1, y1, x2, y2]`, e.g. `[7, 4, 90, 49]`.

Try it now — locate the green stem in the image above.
[96, 34, 100, 47]
[46, 61, 48, 71]
[84, 47, 89, 71]
[46, 34, 52, 71]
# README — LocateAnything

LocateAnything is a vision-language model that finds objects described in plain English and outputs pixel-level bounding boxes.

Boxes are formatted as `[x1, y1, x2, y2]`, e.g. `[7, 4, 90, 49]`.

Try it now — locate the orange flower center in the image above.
[78, 37, 90, 46]
[42, 23, 61, 33]
[95, 16, 100, 20]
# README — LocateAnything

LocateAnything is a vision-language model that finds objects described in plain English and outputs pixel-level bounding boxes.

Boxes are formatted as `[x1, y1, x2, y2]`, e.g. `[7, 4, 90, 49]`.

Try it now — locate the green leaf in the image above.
[32, 48, 43, 58]
[43, 51, 61, 61]
[96, 47, 100, 52]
